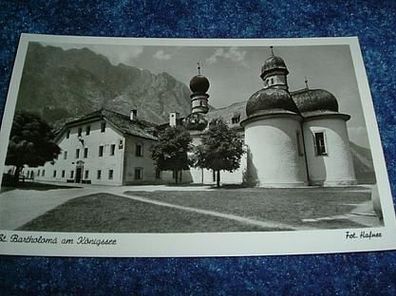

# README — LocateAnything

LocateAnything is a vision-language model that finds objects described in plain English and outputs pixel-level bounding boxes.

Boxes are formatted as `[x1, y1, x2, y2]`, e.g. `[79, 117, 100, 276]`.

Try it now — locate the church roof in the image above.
[261, 55, 289, 78]
[189, 74, 210, 94]
[246, 88, 299, 117]
[291, 88, 339, 115]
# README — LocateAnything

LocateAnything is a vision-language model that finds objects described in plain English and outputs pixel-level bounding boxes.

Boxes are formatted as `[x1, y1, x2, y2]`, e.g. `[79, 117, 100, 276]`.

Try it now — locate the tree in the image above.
[151, 125, 192, 184]
[5, 112, 61, 183]
[194, 119, 245, 187]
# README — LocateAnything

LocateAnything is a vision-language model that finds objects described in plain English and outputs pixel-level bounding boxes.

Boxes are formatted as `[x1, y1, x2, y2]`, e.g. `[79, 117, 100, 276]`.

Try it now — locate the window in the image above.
[101, 122, 106, 133]
[86, 125, 91, 135]
[70, 171, 74, 179]
[108, 169, 114, 180]
[97, 170, 102, 180]
[78, 127, 82, 137]
[66, 130, 70, 139]
[84, 170, 89, 179]
[296, 131, 304, 156]
[99, 145, 104, 157]
[53, 170, 56, 178]
[134, 168, 143, 180]
[135, 144, 143, 157]
[64, 151, 68, 160]
[270, 78, 274, 85]
[76, 148, 80, 159]
[84, 147, 88, 158]
[231, 115, 240, 124]
[62, 170, 65, 178]
[110, 144, 115, 156]
[42, 170, 45, 177]
[314, 132, 327, 156]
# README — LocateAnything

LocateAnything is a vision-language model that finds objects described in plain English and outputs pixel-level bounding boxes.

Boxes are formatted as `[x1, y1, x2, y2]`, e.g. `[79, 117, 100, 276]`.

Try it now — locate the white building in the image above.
[25, 109, 163, 185]
[185, 49, 356, 187]
[240, 51, 356, 187]
[20, 48, 356, 187]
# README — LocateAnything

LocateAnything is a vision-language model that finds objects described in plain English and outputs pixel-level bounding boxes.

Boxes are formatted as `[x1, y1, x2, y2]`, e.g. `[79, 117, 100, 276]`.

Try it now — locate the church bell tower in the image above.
[189, 63, 210, 114]
[260, 46, 289, 91]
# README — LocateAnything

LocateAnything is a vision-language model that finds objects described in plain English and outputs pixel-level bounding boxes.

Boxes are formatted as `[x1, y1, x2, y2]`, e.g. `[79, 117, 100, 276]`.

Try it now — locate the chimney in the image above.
[130, 109, 138, 121]
[169, 112, 179, 127]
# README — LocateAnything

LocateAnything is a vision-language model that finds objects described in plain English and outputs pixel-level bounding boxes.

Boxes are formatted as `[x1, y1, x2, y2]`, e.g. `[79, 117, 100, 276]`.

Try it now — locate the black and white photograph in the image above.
[0, 35, 394, 257]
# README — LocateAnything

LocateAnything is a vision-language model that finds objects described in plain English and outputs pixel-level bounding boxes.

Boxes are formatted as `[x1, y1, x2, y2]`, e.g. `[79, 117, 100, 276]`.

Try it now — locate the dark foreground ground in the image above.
[18, 186, 382, 233]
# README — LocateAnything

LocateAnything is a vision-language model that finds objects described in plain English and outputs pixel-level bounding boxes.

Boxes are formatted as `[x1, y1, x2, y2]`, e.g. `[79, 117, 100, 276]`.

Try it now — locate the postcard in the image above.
[0, 34, 394, 257]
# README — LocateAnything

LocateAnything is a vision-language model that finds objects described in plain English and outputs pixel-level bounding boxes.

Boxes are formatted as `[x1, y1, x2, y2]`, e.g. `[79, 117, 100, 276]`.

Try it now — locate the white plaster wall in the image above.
[123, 137, 160, 184]
[32, 119, 125, 185]
[303, 117, 356, 185]
[244, 116, 307, 187]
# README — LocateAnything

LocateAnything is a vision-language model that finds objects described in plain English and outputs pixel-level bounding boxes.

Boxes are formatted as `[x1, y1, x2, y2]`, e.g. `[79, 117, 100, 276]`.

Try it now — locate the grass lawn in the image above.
[0, 181, 79, 192]
[125, 187, 379, 229]
[18, 193, 280, 232]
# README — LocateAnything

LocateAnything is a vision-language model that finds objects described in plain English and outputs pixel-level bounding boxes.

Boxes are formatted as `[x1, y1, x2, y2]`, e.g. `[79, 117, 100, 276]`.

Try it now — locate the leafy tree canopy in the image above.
[152, 125, 192, 173]
[5, 112, 61, 170]
[194, 119, 245, 186]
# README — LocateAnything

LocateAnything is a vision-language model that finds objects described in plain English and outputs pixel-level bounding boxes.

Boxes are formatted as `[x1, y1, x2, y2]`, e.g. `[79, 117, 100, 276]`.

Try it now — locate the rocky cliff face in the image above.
[16, 42, 192, 127]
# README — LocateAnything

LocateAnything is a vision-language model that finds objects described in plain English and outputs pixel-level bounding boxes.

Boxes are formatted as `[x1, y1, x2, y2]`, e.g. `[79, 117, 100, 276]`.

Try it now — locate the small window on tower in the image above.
[314, 132, 327, 156]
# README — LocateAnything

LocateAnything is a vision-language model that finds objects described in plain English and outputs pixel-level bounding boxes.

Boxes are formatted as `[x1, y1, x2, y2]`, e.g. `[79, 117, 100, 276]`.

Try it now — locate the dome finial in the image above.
[197, 62, 201, 75]
[270, 46, 274, 56]
[304, 76, 309, 89]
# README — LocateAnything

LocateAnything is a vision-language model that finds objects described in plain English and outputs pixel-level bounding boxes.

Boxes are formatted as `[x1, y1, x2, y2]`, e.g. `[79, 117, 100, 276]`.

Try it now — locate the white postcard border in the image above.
[0, 34, 395, 257]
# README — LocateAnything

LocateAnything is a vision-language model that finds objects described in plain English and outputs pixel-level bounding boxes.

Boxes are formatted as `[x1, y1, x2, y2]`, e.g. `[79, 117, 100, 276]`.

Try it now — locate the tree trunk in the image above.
[216, 170, 220, 188]
[13, 166, 22, 185]
[175, 169, 178, 184]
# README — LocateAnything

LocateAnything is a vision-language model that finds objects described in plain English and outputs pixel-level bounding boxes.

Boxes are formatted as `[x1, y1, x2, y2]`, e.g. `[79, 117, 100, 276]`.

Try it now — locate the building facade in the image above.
[19, 48, 356, 187]
[24, 109, 162, 185]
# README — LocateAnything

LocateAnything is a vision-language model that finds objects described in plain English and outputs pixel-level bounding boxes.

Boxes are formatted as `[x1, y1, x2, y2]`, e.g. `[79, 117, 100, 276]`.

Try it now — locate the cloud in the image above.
[95, 46, 143, 65]
[153, 50, 172, 60]
[206, 47, 247, 66]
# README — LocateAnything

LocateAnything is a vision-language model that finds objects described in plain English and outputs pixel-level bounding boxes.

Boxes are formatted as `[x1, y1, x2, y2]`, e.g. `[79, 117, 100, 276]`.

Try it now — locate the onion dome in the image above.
[291, 89, 339, 114]
[246, 88, 299, 117]
[189, 75, 210, 94]
[261, 55, 289, 79]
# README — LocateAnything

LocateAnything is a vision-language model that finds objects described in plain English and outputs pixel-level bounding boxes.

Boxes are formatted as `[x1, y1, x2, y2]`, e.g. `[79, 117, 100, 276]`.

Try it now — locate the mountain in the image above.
[349, 142, 376, 184]
[16, 42, 193, 127]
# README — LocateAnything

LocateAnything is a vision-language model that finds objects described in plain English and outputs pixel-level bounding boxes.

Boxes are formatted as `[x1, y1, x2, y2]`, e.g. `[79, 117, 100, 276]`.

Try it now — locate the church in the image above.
[25, 48, 357, 187]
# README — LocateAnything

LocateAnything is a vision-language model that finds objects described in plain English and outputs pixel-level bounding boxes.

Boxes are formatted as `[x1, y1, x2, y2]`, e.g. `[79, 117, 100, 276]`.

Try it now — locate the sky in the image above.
[47, 42, 370, 148]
